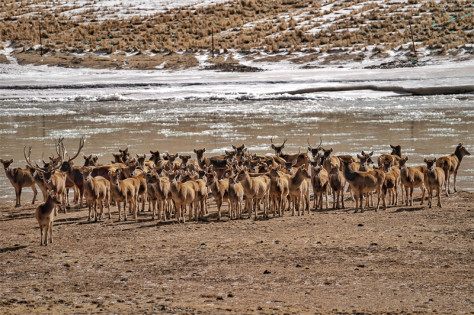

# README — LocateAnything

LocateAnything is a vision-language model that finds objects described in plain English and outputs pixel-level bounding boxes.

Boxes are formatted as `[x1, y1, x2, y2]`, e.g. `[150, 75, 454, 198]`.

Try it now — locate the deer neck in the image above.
[291, 170, 305, 187]
[343, 164, 357, 181]
[454, 147, 466, 162]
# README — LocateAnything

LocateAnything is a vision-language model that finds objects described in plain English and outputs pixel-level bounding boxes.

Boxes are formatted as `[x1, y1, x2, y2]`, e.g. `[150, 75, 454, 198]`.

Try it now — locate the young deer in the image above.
[382, 159, 400, 206]
[287, 166, 311, 216]
[311, 163, 329, 210]
[35, 193, 61, 246]
[424, 158, 445, 208]
[329, 160, 345, 210]
[399, 157, 426, 206]
[146, 172, 172, 221]
[436, 143, 471, 196]
[169, 176, 197, 223]
[206, 171, 230, 220]
[0, 159, 38, 207]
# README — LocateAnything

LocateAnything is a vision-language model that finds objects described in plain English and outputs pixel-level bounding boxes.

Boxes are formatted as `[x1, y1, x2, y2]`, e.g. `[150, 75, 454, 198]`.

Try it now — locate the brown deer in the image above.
[378, 144, 402, 166]
[83, 154, 99, 166]
[83, 168, 111, 222]
[0, 159, 38, 207]
[307, 137, 323, 161]
[236, 167, 270, 219]
[108, 169, 139, 221]
[424, 158, 445, 208]
[180, 172, 208, 220]
[398, 157, 426, 206]
[436, 143, 471, 196]
[35, 193, 61, 246]
[271, 138, 309, 170]
[59, 136, 86, 207]
[24, 145, 67, 214]
[228, 175, 244, 219]
[321, 148, 341, 174]
[382, 159, 400, 206]
[340, 159, 386, 213]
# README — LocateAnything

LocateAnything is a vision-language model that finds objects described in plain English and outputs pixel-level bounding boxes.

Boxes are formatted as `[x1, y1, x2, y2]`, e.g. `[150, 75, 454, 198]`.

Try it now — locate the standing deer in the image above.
[236, 167, 270, 219]
[424, 158, 445, 208]
[328, 160, 345, 210]
[206, 171, 230, 220]
[83, 168, 111, 222]
[310, 162, 329, 210]
[108, 169, 139, 221]
[1, 159, 38, 207]
[228, 175, 244, 219]
[270, 138, 309, 170]
[287, 166, 312, 216]
[436, 143, 471, 196]
[378, 144, 402, 167]
[169, 176, 196, 223]
[268, 167, 290, 217]
[399, 157, 426, 206]
[35, 193, 62, 246]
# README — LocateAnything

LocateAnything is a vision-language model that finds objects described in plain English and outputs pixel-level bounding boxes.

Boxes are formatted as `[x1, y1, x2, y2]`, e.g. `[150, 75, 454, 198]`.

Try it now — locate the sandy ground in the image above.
[0, 190, 473, 314]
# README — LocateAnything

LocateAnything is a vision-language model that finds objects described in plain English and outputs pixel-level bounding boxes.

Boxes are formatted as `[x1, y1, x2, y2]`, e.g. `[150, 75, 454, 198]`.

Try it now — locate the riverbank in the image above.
[1, 190, 473, 313]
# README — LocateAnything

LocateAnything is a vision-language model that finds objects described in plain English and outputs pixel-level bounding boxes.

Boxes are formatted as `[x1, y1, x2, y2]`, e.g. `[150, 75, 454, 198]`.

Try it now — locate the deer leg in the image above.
[49, 221, 53, 244]
[217, 199, 222, 221]
[453, 170, 458, 193]
[340, 189, 345, 209]
[31, 185, 37, 205]
[40, 226, 44, 246]
[437, 187, 442, 208]
[15, 187, 21, 207]
[445, 170, 451, 196]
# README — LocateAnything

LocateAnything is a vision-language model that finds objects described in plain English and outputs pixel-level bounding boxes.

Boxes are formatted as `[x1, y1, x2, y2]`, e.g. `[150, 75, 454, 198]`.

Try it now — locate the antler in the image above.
[24, 146, 44, 173]
[282, 138, 287, 146]
[307, 138, 313, 150]
[66, 136, 85, 162]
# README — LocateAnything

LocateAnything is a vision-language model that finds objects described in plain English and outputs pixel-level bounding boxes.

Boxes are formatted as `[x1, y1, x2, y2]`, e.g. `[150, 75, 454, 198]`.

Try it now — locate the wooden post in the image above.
[409, 23, 416, 54]
[211, 27, 215, 57]
[38, 11, 43, 56]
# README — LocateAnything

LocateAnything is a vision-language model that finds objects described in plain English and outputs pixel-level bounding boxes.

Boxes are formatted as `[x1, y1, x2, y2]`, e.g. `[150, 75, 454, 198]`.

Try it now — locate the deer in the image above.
[307, 137, 323, 161]
[35, 193, 62, 246]
[328, 159, 345, 210]
[310, 160, 329, 210]
[83, 154, 99, 166]
[108, 169, 139, 221]
[231, 144, 247, 158]
[236, 167, 270, 219]
[268, 167, 290, 217]
[146, 171, 172, 221]
[287, 166, 311, 216]
[180, 172, 208, 220]
[398, 157, 426, 206]
[381, 158, 400, 206]
[24, 143, 67, 215]
[0, 158, 38, 207]
[424, 158, 445, 208]
[228, 175, 244, 219]
[169, 175, 197, 223]
[436, 143, 471, 196]
[378, 144, 402, 167]
[58, 136, 86, 207]
[206, 171, 230, 220]
[83, 168, 111, 222]
[270, 138, 309, 170]
[340, 159, 386, 213]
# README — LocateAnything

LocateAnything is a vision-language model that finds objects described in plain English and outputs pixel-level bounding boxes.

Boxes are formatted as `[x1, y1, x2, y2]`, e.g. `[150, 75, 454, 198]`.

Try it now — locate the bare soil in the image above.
[1, 191, 473, 314]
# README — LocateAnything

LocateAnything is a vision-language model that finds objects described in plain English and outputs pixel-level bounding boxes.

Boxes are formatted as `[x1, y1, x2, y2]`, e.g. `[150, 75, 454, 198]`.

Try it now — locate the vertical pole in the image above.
[409, 23, 416, 54]
[39, 11, 43, 56]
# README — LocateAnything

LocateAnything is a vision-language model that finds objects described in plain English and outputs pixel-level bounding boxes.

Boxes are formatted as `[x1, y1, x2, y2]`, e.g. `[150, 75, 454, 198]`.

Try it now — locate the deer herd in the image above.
[0, 137, 471, 246]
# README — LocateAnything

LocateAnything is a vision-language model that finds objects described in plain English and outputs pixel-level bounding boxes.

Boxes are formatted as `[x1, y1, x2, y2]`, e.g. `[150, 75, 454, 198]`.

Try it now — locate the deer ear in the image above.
[423, 158, 428, 163]
[271, 144, 276, 150]
[433, 158, 437, 162]
[202, 148, 206, 152]
[193, 149, 197, 153]
[232, 145, 236, 150]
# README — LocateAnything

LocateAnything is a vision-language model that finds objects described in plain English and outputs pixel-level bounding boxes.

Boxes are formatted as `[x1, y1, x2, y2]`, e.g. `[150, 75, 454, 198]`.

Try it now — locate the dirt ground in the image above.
[0, 190, 473, 314]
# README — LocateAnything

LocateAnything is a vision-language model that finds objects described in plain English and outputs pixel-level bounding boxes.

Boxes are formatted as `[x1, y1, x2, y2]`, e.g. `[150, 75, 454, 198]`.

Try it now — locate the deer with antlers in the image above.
[0, 158, 38, 207]
[307, 137, 323, 161]
[58, 137, 86, 207]
[24, 139, 68, 214]
[271, 138, 309, 171]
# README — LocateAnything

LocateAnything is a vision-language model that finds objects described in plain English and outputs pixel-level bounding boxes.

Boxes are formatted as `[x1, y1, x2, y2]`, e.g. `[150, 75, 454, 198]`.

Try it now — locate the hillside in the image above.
[0, 0, 473, 70]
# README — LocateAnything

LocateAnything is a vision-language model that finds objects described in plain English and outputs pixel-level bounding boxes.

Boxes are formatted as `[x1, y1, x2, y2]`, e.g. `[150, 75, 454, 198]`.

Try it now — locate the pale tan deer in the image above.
[436, 143, 471, 196]
[169, 176, 197, 223]
[228, 175, 244, 219]
[35, 193, 61, 246]
[83, 168, 111, 222]
[398, 157, 426, 206]
[382, 159, 400, 206]
[147, 172, 172, 221]
[340, 159, 386, 212]
[108, 169, 139, 221]
[378, 144, 402, 167]
[268, 167, 290, 217]
[287, 166, 311, 216]
[424, 158, 445, 208]
[236, 167, 270, 219]
[0, 159, 38, 207]
[206, 171, 230, 220]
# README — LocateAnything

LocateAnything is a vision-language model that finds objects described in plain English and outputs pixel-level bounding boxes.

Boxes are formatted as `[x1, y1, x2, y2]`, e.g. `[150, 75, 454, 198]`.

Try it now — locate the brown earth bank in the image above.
[1, 191, 473, 314]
